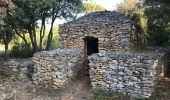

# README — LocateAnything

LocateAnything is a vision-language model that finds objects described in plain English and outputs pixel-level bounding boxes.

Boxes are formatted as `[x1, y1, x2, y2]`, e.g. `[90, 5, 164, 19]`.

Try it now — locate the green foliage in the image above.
[10, 26, 60, 58]
[144, 0, 170, 46]
[134, 8, 149, 47]
[117, 0, 140, 16]
[147, 20, 170, 46]
[42, 26, 60, 50]
[10, 45, 34, 58]
[144, 0, 170, 22]
[8, 0, 82, 52]
[83, 2, 106, 14]
[0, 18, 5, 26]
[117, 0, 149, 47]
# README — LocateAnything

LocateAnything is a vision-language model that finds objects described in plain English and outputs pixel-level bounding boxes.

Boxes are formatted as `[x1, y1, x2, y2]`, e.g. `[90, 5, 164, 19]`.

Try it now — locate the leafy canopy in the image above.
[83, 2, 106, 14]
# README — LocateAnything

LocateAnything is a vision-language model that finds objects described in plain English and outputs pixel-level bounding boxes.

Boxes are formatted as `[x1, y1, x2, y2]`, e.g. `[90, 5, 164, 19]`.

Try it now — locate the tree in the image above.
[144, 0, 170, 22]
[0, 20, 14, 60]
[83, 2, 106, 14]
[0, 0, 15, 60]
[9, 0, 82, 52]
[117, 0, 149, 47]
[117, 0, 140, 16]
[144, 0, 170, 46]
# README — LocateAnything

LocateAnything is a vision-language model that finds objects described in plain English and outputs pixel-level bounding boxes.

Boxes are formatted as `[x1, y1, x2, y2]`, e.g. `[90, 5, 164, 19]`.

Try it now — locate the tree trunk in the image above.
[32, 26, 38, 51]
[11, 24, 29, 47]
[22, 35, 29, 47]
[45, 19, 54, 50]
[16, 32, 29, 47]
[28, 29, 37, 53]
[4, 42, 9, 61]
[39, 18, 46, 50]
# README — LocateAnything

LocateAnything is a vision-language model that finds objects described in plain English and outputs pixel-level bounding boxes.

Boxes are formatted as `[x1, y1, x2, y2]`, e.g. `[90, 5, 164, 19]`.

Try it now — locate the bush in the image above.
[10, 46, 34, 58]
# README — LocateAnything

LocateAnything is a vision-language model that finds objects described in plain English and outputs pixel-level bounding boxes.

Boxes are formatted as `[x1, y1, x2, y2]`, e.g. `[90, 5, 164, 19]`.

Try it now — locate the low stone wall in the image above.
[32, 48, 82, 88]
[88, 50, 168, 98]
[0, 60, 34, 79]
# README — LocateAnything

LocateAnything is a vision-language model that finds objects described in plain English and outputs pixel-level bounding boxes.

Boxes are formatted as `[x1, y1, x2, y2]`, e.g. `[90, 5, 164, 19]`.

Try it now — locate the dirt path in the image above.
[61, 75, 92, 100]
[0, 74, 92, 100]
[2, 74, 170, 100]
[150, 78, 170, 100]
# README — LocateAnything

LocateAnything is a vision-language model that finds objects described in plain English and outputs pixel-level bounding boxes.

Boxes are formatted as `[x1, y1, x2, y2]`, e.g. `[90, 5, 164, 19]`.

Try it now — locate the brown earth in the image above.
[1, 73, 170, 100]
[0, 74, 92, 100]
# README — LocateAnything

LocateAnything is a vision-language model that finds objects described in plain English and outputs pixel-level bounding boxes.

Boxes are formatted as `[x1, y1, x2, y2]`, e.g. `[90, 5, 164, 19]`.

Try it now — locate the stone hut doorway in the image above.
[83, 36, 98, 76]
[84, 36, 99, 56]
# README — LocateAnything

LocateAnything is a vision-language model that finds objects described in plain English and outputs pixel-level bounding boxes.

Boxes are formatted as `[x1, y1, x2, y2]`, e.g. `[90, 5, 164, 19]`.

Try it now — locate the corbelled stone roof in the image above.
[63, 11, 130, 26]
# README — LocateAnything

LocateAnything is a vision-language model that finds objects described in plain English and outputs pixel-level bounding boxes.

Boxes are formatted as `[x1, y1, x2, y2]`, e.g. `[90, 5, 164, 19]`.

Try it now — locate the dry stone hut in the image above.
[59, 11, 133, 54]
[32, 11, 169, 98]
[59, 11, 169, 98]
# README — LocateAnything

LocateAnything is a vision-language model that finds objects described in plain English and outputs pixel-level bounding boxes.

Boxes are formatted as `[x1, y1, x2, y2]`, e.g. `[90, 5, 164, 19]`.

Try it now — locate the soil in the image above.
[1, 71, 170, 100]
[150, 77, 170, 100]
[0, 74, 93, 100]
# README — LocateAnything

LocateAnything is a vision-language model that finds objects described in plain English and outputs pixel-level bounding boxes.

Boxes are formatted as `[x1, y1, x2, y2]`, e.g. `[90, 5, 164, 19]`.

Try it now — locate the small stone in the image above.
[43, 76, 52, 81]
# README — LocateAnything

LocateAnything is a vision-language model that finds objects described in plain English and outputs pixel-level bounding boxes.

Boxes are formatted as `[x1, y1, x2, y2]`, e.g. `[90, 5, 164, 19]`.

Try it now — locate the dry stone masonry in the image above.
[0, 11, 169, 99]
[58, 11, 170, 98]
[0, 60, 34, 79]
[59, 11, 133, 53]
[88, 50, 168, 98]
[32, 49, 82, 88]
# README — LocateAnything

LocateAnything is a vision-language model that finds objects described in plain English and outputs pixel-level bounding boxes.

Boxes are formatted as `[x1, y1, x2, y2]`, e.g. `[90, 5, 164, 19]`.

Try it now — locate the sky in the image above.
[55, 0, 123, 24]
[86, 0, 123, 10]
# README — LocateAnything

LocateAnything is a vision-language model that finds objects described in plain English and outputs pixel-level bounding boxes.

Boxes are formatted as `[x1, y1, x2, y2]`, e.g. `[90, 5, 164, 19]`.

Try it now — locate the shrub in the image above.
[10, 46, 34, 58]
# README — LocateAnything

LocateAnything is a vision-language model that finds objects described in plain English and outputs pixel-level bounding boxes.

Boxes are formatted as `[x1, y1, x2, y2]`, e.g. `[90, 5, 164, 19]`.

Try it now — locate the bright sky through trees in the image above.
[56, 0, 123, 24]
[85, 0, 123, 10]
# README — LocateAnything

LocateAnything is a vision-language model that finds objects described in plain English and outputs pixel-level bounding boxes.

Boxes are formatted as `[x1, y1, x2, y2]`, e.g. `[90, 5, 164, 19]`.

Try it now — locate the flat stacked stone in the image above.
[88, 49, 168, 98]
[0, 60, 34, 79]
[32, 48, 82, 88]
[59, 11, 133, 53]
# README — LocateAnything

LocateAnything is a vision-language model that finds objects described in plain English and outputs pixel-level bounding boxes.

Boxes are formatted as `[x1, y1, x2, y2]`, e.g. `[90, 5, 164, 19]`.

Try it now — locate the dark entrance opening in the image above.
[165, 53, 170, 77]
[83, 37, 98, 76]
[84, 37, 99, 56]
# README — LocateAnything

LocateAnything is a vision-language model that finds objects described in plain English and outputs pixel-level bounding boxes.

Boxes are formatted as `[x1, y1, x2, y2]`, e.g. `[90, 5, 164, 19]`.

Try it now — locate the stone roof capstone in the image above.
[62, 11, 130, 26]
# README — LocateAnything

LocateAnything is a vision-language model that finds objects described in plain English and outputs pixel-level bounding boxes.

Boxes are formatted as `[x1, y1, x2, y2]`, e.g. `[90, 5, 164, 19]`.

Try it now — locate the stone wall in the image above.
[88, 50, 168, 98]
[32, 48, 82, 88]
[59, 11, 133, 53]
[0, 60, 34, 79]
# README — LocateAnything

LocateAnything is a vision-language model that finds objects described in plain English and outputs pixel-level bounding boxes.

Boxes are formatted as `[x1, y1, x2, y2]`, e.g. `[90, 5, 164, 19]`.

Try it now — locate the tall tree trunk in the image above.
[45, 19, 54, 50]
[21, 34, 29, 47]
[39, 18, 46, 50]
[28, 29, 37, 53]
[4, 42, 9, 61]
[32, 26, 38, 51]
